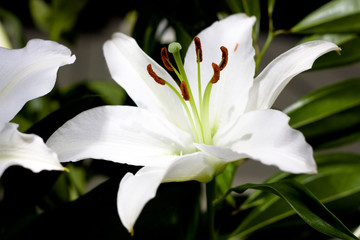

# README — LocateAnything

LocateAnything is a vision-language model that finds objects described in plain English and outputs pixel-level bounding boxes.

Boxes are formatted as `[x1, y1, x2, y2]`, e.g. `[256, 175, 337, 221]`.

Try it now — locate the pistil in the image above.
[194, 37, 203, 123]
[146, 63, 201, 143]
[201, 46, 228, 144]
[168, 42, 205, 143]
[146, 39, 229, 145]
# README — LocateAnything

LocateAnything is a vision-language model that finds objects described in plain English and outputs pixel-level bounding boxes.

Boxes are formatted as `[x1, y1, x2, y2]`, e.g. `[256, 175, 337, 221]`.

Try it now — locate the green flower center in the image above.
[147, 37, 228, 145]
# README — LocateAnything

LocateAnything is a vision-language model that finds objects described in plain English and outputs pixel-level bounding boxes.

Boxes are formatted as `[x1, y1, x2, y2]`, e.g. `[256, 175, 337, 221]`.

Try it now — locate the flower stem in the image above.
[206, 179, 216, 240]
[255, 2, 275, 74]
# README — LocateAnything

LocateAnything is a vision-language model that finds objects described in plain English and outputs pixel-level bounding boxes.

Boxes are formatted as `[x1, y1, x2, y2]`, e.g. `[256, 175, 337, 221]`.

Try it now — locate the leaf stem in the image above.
[255, 0, 283, 74]
[255, 30, 274, 74]
[206, 179, 216, 240]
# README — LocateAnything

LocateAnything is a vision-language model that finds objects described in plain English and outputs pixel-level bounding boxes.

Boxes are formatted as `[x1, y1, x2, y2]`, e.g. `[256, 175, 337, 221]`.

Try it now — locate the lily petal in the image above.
[117, 151, 216, 233]
[208, 109, 316, 174]
[184, 14, 256, 129]
[47, 105, 195, 167]
[162, 151, 217, 183]
[103, 33, 189, 131]
[117, 167, 167, 235]
[0, 39, 75, 123]
[246, 40, 340, 111]
[0, 123, 64, 176]
[194, 143, 248, 163]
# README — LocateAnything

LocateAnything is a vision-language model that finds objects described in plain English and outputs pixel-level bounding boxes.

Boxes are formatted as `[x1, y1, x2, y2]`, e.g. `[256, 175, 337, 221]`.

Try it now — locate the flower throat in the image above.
[147, 37, 228, 145]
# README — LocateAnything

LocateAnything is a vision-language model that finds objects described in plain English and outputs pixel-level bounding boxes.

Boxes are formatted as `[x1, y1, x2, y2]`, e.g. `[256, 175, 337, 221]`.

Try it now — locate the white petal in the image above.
[0, 123, 64, 176]
[47, 105, 195, 167]
[117, 167, 167, 234]
[117, 151, 218, 233]
[0, 39, 75, 123]
[246, 40, 340, 111]
[213, 109, 316, 174]
[162, 151, 217, 183]
[195, 143, 248, 163]
[184, 14, 256, 130]
[103, 33, 189, 131]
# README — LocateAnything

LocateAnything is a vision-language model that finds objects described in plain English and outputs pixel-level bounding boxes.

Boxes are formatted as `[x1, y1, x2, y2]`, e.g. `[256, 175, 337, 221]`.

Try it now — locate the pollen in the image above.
[160, 47, 173, 71]
[219, 46, 228, 71]
[210, 63, 220, 84]
[147, 64, 166, 85]
[234, 43, 239, 52]
[194, 37, 203, 62]
[180, 81, 190, 101]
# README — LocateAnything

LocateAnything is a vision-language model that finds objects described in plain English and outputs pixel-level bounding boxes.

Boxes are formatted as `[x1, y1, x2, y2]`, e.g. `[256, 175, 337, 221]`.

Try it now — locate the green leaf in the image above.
[2, 177, 128, 240]
[133, 13, 162, 56]
[226, 153, 360, 239]
[267, 0, 276, 16]
[301, 33, 358, 45]
[27, 96, 107, 141]
[313, 36, 360, 69]
[134, 181, 201, 239]
[296, 106, 360, 150]
[284, 78, 360, 150]
[0, 8, 24, 48]
[291, 0, 360, 33]
[29, 0, 88, 41]
[62, 80, 127, 106]
[215, 162, 240, 207]
[300, 33, 360, 70]
[3, 177, 201, 240]
[229, 179, 358, 240]
[29, 0, 51, 33]
[299, 33, 360, 69]
[285, 78, 360, 128]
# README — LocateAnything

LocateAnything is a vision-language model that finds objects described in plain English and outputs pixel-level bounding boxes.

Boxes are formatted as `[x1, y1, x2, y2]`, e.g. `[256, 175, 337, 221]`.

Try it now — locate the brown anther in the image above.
[219, 46, 228, 71]
[147, 64, 166, 85]
[194, 37, 203, 62]
[210, 63, 220, 84]
[180, 81, 190, 101]
[234, 43, 239, 52]
[160, 47, 173, 71]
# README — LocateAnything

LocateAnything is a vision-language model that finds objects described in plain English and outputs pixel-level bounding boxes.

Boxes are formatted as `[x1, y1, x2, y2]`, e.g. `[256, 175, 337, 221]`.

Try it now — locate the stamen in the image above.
[234, 43, 239, 52]
[210, 63, 220, 84]
[180, 81, 190, 101]
[160, 47, 173, 71]
[194, 37, 203, 62]
[219, 46, 228, 71]
[147, 64, 166, 85]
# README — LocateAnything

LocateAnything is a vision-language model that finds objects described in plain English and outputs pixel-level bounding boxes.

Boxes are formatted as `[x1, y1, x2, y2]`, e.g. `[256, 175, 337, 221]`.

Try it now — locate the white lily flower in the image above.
[46, 13, 340, 234]
[0, 39, 75, 176]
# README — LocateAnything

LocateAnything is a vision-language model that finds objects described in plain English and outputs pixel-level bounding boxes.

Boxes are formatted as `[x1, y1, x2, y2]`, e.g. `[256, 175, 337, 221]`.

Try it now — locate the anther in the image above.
[194, 37, 203, 62]
[219, 46, 228, 71]
[234, 43, 239, 52]
[180, 81, 190, 101]
[161, 47, 173, 71]
[147, 64, 166, 85]
[210, 63, 220, 84]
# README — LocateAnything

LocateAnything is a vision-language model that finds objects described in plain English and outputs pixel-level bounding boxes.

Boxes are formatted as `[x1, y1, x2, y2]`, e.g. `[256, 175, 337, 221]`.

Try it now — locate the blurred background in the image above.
[1, 0, 359, 185]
